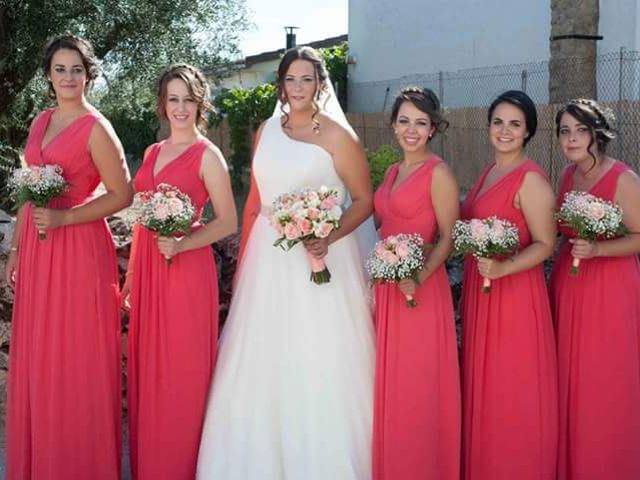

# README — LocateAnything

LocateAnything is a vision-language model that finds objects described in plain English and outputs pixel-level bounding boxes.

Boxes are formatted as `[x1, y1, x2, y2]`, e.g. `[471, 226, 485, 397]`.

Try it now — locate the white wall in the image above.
[348, 0, 640, 111]
[216, 59, 280, 90]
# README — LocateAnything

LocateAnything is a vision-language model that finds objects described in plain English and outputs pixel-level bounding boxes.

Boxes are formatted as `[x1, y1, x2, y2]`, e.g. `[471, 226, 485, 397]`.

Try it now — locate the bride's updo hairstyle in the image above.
[276, 46, 329, 131]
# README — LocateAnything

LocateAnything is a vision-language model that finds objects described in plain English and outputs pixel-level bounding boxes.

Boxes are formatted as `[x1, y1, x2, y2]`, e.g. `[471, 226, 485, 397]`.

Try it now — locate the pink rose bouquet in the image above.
[366, 233, 425, 308]
[9, 164, 68, 239]
[556, 190, 626, 275]
[270, 185, 342, 284]
[130, 183, 196, 265]
[453, 217, 519, 293]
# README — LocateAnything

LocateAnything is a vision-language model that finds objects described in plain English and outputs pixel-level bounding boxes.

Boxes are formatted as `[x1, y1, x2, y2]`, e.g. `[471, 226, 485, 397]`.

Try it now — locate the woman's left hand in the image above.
[303, 237, 329, 259]
[569, 238, 599, 259]
[476, 257, 508, 280]
[32, 207, 69, 233]
[397, 278, 418, 297]
[157, 236, 183, 260]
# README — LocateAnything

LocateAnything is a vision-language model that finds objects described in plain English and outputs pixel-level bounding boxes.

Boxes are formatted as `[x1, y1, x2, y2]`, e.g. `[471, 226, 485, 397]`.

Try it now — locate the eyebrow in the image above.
[54, 64, 84, 68]
[398, 115, 429, 121]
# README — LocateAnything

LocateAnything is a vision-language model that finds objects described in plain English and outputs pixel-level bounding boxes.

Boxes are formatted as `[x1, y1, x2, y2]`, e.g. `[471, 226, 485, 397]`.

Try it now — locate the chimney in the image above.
[285, 26, 299, 49]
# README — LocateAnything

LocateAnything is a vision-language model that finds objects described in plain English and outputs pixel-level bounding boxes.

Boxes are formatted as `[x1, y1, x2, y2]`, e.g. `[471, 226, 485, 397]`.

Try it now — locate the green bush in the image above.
[212, 84, 277, 194]
[367, 144, 401, 189]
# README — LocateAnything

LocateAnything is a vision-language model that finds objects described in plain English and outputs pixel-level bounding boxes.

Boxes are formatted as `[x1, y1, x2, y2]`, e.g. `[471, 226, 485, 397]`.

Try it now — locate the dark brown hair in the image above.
[555, 99, 616, 170]
[42, 34, 99, 99]
[156, 63, 213, 132]
[487, 90, 538, 146]
[276, 46, 329, 131]
[390, 87, 449, 139]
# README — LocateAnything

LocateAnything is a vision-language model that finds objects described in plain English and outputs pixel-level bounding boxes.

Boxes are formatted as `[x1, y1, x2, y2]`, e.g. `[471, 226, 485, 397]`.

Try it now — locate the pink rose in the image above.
[321, 197, 338, 210]
[470, 219, 488, 242]
[298, 218, 313, 236]
[314, 222, 334, 238]
[490, 221, 505, 237]
[154, 203, 170, 220]
[375, 243, 387, 257]
[284, 222, 302, 240]
[305, 191, 320, 203]
[381, 249, 400, 265]
[307, 207, 321, 220]
[396, 241, 410, 258]
[588, 202, 606, 220]
[167, 198, 184, 215]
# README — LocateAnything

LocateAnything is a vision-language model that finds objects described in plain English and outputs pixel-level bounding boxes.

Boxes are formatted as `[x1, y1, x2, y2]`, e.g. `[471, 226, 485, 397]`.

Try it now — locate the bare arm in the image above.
[420, 163, 460, 281]
[478, 171, 556, 279]
[328, 126, 374, 244]
[572, 170, 640, 258]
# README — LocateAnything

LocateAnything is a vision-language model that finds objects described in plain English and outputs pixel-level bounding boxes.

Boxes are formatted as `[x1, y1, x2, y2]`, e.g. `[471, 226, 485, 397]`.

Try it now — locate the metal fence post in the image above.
[521, 70, 528, 93]
[439, 71, 444, 104]
[618, 46, 625, 158]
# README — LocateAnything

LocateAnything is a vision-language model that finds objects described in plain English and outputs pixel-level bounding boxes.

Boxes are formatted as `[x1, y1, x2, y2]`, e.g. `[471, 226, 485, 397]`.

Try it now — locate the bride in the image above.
[196, 46, 377, 479]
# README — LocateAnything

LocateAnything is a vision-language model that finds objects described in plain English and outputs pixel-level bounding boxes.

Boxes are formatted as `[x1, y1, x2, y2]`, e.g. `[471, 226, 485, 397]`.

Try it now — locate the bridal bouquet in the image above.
[130, 183, 196, 265]
[453, 217, 520, 293]
[366, 233, 425, 308]
[270, 186, 342, 284]
[556, 190, 626, 275]
[9, 164, 68, 239]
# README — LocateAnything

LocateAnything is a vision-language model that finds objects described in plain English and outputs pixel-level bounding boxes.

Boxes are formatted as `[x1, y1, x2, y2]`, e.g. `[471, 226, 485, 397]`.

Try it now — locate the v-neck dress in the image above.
[460, 159, 558, 480]
[372, 157, 461, 480]
[7, 108, 122, 479]
[550, 161, 640, 480]
[127, 139, 219, 480]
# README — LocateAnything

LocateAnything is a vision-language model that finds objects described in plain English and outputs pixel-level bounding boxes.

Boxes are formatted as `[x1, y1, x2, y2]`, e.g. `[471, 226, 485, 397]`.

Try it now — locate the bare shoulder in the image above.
[522, 169, 552, 190]
[617, 167, 640, 194]
[318, 113, 359, 145]
[201, 138, 228, 171]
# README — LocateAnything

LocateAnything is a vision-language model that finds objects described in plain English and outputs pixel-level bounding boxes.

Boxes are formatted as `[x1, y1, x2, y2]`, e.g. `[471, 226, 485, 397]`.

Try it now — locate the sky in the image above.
[239, 0, 348, 57]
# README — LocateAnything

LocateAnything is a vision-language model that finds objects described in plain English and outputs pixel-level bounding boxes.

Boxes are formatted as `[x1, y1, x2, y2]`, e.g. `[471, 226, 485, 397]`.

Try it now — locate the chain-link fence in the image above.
[348, 50, 640, 191]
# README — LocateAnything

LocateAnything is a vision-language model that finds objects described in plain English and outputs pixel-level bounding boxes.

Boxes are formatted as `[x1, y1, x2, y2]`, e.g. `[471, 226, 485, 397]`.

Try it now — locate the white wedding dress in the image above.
[196, 116, 375, 480]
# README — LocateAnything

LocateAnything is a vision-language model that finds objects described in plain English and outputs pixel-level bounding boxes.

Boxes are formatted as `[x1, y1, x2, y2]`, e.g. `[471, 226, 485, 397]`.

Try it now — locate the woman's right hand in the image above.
[121, 275, 132, 312]
[5, 250, 18, 289]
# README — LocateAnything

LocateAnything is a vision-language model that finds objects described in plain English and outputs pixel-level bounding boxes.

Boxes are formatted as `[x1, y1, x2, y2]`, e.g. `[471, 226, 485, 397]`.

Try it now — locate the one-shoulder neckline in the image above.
[39, 109, 96, 152]
[275, 116, 333, 158]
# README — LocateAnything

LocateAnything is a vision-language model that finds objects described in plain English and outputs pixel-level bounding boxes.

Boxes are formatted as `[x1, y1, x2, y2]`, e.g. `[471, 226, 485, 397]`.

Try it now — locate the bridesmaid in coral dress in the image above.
[460, 91, 558, 480]
[5, 35, 133, 480]
[121, 64, 236, 480]
[372, 87, 460, 480]
[550, 99, 640, 480]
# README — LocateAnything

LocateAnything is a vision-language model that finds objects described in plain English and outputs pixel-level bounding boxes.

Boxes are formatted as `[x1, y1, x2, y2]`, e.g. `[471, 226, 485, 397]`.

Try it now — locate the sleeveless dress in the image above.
[196, 116, 376, 480]
[127, 139, 219, 480]
[372, 157, 461, 480]
[7, 109, 122, 479]
[550, 161, 640, 480]
[460, 160, 558, 480]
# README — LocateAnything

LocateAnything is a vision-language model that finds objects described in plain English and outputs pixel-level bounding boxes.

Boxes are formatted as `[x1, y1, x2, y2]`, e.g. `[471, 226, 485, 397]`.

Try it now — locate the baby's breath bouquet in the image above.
[9, 164, 68, 239]
[366, 233, 425, 308]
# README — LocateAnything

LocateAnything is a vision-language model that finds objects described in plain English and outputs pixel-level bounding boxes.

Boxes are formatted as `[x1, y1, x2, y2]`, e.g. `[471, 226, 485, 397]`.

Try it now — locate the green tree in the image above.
[321, 41, 348, 109]
[212, 84, 277, 194]
[0, 0, 249, 152]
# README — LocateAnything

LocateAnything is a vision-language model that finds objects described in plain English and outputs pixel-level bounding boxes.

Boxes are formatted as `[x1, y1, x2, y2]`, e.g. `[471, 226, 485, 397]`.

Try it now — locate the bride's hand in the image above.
[303, 237, 329, 259]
